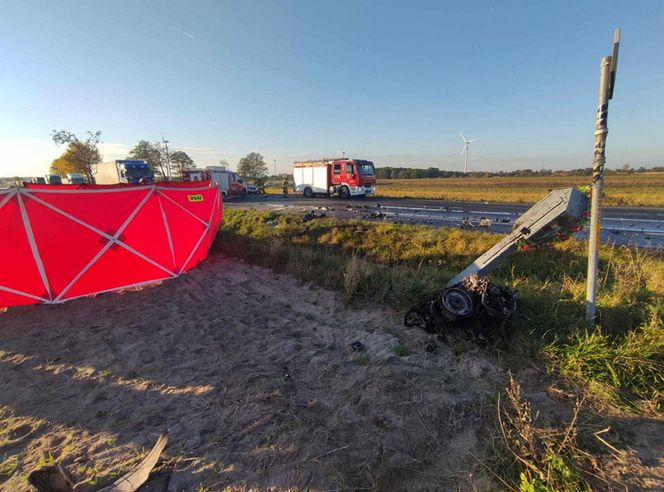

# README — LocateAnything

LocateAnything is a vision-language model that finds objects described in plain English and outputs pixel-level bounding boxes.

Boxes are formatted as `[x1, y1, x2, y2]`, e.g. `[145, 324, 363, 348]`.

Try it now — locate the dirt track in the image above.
[0, 255, 504, 491]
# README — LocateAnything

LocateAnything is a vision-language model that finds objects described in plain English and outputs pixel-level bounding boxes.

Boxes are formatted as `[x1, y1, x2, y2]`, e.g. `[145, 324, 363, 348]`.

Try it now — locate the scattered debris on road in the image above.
[303, 210, 327, 222]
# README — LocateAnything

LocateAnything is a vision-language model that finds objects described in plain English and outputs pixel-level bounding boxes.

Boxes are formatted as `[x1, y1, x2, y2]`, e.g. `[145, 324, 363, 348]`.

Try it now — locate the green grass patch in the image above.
[392, 344, 410, 357]
[0, 456, 18, 478]
[544, 304, 663, 412]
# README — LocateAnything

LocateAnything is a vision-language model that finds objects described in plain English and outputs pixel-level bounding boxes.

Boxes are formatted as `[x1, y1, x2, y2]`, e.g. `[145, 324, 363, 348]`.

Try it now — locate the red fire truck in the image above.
[292, 159, 376, 198]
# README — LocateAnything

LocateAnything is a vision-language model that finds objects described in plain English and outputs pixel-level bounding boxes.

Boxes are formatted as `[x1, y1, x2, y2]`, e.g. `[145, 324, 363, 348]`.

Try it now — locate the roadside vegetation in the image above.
[219, 208, 663, 488]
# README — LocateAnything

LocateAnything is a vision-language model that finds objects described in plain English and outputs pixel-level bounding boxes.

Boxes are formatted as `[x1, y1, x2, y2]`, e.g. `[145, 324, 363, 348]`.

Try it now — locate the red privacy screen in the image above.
[0, 182, 222, 308]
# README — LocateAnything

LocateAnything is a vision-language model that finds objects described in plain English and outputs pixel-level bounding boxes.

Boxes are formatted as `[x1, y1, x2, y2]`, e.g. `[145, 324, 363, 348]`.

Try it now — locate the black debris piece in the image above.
[351, 341, 365, 352]
[303, 210, 326, 222]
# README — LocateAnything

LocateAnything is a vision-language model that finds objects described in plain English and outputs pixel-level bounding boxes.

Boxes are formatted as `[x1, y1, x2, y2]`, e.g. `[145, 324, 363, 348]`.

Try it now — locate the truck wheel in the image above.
[222, 191, 227, 200]
[339, 186, 351, 199]
[303, 187, 313, 198]
[440, 287, 474, 318]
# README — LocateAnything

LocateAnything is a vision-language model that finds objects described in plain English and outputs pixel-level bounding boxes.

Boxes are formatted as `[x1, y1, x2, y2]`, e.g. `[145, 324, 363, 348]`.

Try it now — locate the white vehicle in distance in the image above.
[182, 166, 247, 199]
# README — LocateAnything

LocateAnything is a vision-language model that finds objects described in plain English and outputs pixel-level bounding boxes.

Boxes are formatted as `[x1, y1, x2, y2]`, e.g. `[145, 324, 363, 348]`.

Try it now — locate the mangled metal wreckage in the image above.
[405, 187, 589, 337]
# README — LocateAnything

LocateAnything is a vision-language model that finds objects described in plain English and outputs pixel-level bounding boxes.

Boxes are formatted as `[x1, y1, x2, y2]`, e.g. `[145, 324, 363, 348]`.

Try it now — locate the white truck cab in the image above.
[182, 166, 247, 199]
[65, 173, 86, 184]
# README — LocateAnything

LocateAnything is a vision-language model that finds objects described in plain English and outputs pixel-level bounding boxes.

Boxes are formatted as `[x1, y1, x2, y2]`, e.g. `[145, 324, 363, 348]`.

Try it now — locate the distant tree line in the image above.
[375, 165, 664, 179]
[31, 128, 664, 183]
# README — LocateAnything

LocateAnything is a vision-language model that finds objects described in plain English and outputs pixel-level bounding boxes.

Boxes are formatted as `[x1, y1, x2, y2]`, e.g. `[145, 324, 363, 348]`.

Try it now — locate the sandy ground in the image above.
[1, 255, 662, 491]
[1, 255, 504, 491]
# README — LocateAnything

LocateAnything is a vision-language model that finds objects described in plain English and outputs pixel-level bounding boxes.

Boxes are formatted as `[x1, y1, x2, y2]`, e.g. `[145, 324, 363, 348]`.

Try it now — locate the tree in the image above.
[50, 143, 82, 176]
[375, 167, 389, 179]
[219, 159, 229, 168]
[50, 130, 103, 182]
[170, 151, 195, 178]
[127, 140, 168, 177]
[237, 152, 268, 181]
[426, 167, 440, 178]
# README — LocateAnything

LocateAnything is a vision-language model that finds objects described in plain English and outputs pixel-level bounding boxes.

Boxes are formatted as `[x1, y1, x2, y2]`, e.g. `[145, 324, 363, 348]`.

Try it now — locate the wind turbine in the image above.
[459, 132, 479, 173]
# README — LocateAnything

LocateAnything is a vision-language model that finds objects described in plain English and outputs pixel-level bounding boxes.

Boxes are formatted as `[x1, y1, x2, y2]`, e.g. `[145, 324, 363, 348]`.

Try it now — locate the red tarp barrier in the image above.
[0, 181, 222, 308]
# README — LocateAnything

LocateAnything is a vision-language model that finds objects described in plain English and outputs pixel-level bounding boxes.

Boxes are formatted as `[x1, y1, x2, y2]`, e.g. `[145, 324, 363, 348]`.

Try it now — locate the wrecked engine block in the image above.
[404, 274, 516, 342]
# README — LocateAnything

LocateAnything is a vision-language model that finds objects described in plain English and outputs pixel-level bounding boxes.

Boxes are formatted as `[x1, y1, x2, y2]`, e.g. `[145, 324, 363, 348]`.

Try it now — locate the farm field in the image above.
[373, 173, 664, 206]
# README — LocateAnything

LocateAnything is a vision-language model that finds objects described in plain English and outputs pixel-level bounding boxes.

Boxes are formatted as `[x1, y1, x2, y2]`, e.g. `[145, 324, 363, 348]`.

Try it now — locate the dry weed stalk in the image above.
[496, 374, 625, 492]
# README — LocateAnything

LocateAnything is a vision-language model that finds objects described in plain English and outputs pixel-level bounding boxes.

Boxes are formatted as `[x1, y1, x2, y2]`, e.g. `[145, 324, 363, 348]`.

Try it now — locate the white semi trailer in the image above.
[95, 160, 154, 185]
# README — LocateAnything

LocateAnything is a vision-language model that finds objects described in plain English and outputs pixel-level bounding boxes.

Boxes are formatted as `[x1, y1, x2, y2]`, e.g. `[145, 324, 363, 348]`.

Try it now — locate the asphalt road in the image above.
[225, 194, 664, 249]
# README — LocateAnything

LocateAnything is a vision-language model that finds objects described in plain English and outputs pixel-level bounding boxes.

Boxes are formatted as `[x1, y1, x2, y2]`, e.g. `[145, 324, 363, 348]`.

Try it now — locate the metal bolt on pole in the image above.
[586, 29, 620, 325]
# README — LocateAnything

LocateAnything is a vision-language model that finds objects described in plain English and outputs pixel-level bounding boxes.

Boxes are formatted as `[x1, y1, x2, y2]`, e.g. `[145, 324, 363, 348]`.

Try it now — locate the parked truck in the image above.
[182, 166, 247, 199]
[95, 160, 154, 185]
[293, 158, 376, 198]
[64, 173, 86, 184]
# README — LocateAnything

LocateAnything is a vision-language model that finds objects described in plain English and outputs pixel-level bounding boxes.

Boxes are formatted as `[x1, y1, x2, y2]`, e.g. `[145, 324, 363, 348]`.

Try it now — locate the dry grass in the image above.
[373, 173, 664, 206]
[491, 375, 626, 492]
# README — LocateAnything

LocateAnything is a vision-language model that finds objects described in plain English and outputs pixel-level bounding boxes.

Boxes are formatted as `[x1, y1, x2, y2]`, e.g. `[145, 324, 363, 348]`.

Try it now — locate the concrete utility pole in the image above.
[161, 134, 172, 180]
[273, 159, 277, 176]
[586, 29, 620, 325]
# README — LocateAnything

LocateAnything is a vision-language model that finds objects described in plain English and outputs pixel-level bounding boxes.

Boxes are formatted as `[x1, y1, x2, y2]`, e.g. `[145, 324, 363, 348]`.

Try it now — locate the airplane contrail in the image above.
[182, 31, 195, 39]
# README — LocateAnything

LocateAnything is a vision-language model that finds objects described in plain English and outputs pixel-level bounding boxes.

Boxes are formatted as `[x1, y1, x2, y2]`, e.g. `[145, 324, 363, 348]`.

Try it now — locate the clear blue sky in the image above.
[1, 0, 662, 176]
